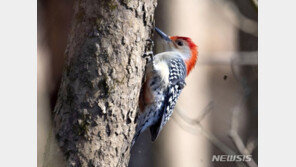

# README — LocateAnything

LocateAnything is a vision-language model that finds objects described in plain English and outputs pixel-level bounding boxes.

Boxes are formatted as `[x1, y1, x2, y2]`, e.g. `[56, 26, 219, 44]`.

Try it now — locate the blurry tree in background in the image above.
[38, 0, 74, 166]
[38, 0, 257, 167]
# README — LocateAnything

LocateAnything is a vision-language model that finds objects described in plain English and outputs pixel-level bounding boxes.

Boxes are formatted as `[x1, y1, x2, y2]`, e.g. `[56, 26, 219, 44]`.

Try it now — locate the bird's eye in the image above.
[177, 41, 183, 46]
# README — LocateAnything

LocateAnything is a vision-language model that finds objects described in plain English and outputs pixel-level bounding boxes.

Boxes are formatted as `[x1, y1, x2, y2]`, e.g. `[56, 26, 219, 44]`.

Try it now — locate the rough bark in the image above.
[53, 0, 157, 166]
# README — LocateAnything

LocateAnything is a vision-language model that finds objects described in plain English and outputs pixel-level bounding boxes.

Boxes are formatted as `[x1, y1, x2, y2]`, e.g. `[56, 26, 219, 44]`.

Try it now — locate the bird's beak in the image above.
[155, 27, 172, 42]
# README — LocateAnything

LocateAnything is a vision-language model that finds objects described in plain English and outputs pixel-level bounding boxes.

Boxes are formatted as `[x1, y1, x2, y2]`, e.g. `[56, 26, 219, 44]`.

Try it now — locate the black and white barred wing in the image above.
[150, 58, 187, 141]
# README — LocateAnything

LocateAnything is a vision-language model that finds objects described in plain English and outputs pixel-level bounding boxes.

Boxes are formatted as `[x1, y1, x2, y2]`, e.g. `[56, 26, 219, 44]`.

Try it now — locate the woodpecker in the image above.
[132, 27, 198, 146]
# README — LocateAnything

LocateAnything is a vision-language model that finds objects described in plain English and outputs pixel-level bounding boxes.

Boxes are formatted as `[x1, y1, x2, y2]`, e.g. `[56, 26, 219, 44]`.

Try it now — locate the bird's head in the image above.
[155, 27, 198, 75]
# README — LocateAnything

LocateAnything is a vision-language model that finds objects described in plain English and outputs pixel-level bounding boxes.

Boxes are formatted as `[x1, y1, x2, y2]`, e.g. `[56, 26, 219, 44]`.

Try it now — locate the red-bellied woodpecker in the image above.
[132, 27, 198, 146]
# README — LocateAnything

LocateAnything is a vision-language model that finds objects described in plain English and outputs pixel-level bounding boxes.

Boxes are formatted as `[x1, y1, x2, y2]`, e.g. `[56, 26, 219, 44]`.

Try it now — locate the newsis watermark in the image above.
[212, 155, 252, 162]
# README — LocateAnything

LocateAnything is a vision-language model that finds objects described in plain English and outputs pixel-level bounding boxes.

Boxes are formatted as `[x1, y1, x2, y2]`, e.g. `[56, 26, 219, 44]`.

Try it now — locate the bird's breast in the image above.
[153, 60, 170, 87]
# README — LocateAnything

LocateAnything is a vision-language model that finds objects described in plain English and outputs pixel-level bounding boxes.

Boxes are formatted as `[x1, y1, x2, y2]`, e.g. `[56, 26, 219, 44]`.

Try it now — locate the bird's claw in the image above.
[143, 39, 154, 62]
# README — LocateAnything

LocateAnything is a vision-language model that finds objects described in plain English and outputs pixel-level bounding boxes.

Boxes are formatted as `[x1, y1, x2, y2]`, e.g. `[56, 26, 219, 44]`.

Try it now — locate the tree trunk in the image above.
[53, 0, 157, 166]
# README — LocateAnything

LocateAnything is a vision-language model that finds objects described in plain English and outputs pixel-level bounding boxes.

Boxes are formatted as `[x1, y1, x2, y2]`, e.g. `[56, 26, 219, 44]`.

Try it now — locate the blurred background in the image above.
[38, 0, 257, 166]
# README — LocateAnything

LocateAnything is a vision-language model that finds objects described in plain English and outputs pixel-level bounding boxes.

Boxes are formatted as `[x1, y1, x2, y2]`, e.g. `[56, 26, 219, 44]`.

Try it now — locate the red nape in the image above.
[170, 36, 198, 75]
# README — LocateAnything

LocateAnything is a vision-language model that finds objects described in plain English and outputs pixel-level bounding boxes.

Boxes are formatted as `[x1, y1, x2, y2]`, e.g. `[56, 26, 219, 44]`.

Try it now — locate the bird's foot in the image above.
[143, 39, 154, 62]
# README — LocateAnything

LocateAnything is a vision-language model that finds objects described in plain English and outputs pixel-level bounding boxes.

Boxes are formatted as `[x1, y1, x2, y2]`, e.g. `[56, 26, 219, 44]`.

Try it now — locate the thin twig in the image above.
[245, 137, 258, 154]
[195, 101, 214, 123]
[174, 101, 258, 167]
[174, 105, 237, 156]
[228, 104, 258, 167]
